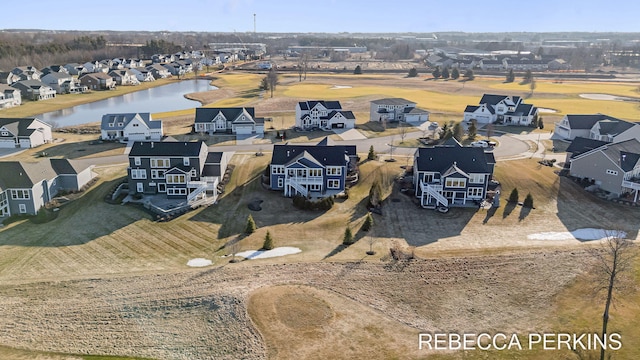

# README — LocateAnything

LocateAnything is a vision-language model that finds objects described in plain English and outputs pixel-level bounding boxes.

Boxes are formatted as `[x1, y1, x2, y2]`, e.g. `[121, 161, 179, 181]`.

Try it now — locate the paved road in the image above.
[73, 126, 534, 167]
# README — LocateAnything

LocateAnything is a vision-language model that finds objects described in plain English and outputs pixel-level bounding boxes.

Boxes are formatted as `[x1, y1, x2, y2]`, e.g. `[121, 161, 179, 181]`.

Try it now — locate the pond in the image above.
[36, 79, 217, 127]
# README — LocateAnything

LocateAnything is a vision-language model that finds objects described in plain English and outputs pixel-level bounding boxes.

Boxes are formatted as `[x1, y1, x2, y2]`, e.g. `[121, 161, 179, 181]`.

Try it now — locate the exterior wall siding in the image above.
[570, 151, 624, 195]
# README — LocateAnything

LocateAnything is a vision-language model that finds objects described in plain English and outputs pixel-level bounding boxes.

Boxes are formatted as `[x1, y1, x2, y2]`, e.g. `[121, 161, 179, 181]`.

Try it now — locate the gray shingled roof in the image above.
[0, 159, 89, 191]
[565, 114, 621, 130]
[566, 137, 608, 158]
[415, 146, 493, 174]
[370, 98, 416, 106]
[129, 141, 205, 157]
[298, 100, 342, 111]
[194, 107, 257, 124]
[597, 139, 640, 172]
[0, 118, 49, 137]
[101, 113, 161, 130]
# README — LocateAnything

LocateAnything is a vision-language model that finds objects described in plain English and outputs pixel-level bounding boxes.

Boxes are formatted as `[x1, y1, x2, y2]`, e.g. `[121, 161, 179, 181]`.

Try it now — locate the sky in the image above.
[3, 0, 640, 33]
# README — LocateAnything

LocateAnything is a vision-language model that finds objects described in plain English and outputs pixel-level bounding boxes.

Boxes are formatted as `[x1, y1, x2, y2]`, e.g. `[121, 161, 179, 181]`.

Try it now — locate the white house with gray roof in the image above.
[194, 107, 264, 135]
[296, 100, 355, 130]
[553, 113, 640, 142]
[463, 94, 538, 125]
[0, 85, 21, 109]
[101, 113, 163, 141]
[0, 159, 95, 218]
[0, 118, 52, 148]
[370, 98, 430, 123]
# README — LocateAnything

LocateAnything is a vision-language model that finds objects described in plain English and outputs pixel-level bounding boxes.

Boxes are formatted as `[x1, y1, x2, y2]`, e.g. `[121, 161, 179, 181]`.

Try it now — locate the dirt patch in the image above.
[273, 288, 334, 330]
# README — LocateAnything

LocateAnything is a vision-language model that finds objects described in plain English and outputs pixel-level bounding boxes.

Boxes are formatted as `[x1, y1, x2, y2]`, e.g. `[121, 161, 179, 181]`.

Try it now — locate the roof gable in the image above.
[415, 146, 492, 174]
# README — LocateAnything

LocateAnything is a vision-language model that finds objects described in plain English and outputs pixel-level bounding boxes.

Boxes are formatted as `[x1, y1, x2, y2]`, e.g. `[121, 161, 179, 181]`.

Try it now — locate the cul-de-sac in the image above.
[0, 22, 639, 360]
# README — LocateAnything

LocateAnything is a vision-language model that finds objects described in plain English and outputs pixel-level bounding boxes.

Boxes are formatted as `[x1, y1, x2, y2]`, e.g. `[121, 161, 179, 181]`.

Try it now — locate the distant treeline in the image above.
[0, 36, 107, 59]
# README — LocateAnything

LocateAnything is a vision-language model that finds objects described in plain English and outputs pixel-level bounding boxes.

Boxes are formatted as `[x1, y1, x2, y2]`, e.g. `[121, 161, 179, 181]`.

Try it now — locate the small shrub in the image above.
[353, 65, 362, 75]
[262, 231, 274, 250]
[508, 188, 519, 203]
[245, 214, 257, 234]
[361, 212, 373, 232]
[523, 193, 534, 208]
[343, 227, 354, 245]
[367, 145, 376, 160]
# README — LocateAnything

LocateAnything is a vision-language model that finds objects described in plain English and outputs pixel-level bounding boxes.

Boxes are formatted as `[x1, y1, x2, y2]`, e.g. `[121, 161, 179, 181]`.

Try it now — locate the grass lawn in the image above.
[0, 345, 155, 360]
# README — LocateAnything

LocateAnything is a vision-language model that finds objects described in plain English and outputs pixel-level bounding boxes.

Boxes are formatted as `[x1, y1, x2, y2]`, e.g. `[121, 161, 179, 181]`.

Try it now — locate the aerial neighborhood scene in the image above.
[1, 1, 640, 359]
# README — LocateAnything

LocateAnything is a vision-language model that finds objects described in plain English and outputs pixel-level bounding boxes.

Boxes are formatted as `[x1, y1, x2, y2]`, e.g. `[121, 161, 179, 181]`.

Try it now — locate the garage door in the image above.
[235, 126, 253, 135]
[0, 139, 16, 148]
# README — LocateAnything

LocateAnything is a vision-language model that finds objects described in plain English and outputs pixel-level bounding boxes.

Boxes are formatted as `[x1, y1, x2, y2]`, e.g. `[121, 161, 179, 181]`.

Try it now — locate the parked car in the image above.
[470, 140, 489, 148]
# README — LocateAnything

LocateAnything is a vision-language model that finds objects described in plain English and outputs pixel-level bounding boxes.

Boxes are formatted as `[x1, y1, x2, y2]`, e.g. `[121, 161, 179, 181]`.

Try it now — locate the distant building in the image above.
[295, 100, 355, 130]
[370, 98, 429, 123]
[101, 113, 163, 142]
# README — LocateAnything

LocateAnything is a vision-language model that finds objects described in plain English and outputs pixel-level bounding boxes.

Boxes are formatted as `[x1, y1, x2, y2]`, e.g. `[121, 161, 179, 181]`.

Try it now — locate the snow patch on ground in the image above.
[538, 107, 557, 113]
[330, 85, 352, 89]
[236, 247, 302, 260]
[528, 228, 626, 241]
[187, 258, 213, 267]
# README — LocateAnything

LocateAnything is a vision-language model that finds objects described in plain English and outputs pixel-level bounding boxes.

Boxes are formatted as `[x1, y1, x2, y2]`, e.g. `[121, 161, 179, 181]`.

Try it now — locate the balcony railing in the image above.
[286, 176, 323, 185]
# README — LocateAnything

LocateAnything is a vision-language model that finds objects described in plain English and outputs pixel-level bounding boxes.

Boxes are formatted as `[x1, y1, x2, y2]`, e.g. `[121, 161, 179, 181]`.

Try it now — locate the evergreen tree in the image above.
[442, 67, 450, 79]
[451, 67, 460, 80]
[367, 145, 376, 160]
[432, 66, 441, 79]
[362, 213, 373, 232]
[506, 68, 515, 83]
[408, 67, 418, 77]
[262, 230, 274, 250]
[523, 69, 533, 84]
[508, 188, 519, 203]
[245, 214, 256, 234]
[452, 122, 464, 141]
[343, 227, 354, 245]
[467, 120, 477, 140]
[523, 193, 534, 208]
[463, 69, 475, 80]
[354, 65, 363, 74]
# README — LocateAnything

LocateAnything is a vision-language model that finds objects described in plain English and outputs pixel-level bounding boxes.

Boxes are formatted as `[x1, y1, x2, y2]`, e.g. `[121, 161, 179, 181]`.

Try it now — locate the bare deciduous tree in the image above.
[297, 52, 309, 82]
[399, 123, 408, 143]
[589, 230, 635, 360]
[267, 68, 278, 98]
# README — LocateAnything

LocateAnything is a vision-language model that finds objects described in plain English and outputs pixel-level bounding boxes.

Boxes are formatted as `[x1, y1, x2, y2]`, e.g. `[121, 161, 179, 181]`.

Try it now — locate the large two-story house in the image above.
[269, 138, 357, 198]
[11, 80, 56, 101]
[79, 72, 116, 90]
[0, 118, 52, 148]
[295, 100, 356, 130]
[553, 113, 640, 142]
[463, 94, 538, 126]
[569, 138, 640, 202]
[369, 98, 430, 123]
[0, 159, 95, 218]
[40, 72, 87, 94]
[101, 113, 163, 141]
[0, 84, 21, 109]
[413, 142, 495, 209]
[194, 107, 264, 135]
[127, 141, 227, 206]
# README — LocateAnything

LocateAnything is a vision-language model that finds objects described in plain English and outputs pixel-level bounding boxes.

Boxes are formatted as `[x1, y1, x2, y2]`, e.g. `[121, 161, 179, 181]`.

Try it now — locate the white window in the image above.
[469, 174, 484, 184]
[132, 123, 139, 127]
[606, 169, 618, 176]
[11, 189, 30, 200]
[272, 166, 285, 174]
[309, 184, 321, 191]
[327, 167, 342, 176]
[467, 187, 484, 198]
[158, 183, 166, 192]
[309, 169, 322, 177]
[190, 169, 197, 178]
[183, 157, 190, 166]
[131, 169, 147, 179]
[277, 177, 283, 188]
[151, 158, 170, 168]
[445, 178, 466, 188]
[19, 204, 27, 214]
[0, 131, 8, 136]
[167, 188, 187, 196]
[134, 157, 141, 166]
[151, 169, 165, 179]
[166, 174, 186, 184]
[328, 179, 340, 189]
[422, 173, 435, 183]
[136, 183, 144, 192]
